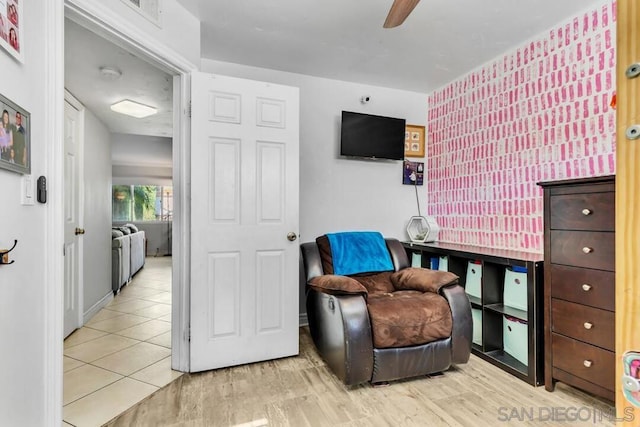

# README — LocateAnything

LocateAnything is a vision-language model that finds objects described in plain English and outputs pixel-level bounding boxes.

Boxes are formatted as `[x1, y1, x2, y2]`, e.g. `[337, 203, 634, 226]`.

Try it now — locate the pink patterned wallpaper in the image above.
[427, 1, 616, 253]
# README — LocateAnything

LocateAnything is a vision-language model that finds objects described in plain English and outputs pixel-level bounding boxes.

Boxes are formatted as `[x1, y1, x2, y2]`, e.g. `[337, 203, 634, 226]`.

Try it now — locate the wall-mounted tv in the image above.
[340, 111, 406, 160]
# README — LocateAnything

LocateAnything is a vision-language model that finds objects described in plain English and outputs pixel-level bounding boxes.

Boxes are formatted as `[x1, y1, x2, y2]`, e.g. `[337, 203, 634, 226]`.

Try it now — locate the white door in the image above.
[190, 72, 300, 372]
[63, 99, 83, 338]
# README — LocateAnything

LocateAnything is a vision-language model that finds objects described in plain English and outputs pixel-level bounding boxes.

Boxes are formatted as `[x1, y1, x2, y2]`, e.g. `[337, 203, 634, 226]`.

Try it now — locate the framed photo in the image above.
[404, 124, 425, 158]
[402, 160, 424, 186]
[0, 92, 30, 174]
[0, 0, 23, 62]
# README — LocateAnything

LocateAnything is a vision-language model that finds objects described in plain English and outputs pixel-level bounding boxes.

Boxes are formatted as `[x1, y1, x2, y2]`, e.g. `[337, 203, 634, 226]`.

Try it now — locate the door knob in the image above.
[75, 227, 85, 235]
[287, 232, 297, 242]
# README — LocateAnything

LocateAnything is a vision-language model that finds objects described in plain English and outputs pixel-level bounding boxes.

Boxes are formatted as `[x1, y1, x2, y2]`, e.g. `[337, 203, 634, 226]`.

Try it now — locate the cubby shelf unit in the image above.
[403, 241, 544, 386]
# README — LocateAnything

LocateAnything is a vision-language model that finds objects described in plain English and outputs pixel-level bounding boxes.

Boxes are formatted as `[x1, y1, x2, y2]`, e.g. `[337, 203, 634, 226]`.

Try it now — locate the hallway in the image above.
[63, 256, 180, 426]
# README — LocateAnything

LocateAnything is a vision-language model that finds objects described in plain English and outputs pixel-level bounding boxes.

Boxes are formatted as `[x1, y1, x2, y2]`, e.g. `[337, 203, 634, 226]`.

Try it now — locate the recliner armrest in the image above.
[306, 288, 373, 385]
[440, 284, 472, 364]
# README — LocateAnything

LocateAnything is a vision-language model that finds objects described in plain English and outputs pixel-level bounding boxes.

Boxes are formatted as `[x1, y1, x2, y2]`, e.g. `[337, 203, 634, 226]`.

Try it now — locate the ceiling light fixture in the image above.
[99, 66, 122, 80]
[110, 99, 158, 118]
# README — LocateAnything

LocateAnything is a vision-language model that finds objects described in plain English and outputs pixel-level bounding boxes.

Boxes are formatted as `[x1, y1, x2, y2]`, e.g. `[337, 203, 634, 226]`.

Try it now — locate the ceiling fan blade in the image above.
[383, 0, 421, 28]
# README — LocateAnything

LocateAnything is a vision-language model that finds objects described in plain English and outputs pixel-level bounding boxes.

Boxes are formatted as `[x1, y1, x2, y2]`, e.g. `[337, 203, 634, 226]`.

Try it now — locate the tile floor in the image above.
[63, 256, 182, 427]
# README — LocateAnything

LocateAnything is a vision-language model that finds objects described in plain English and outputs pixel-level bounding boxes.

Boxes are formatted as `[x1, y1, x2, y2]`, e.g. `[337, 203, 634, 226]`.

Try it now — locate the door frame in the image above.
[45, 1, 196, 423]
[63, 90, 85, 337]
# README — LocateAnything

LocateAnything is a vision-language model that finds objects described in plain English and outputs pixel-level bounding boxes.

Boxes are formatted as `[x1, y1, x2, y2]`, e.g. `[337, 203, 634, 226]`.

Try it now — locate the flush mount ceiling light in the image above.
[99, 66, 122, 81]
[110, 99, 158, 118]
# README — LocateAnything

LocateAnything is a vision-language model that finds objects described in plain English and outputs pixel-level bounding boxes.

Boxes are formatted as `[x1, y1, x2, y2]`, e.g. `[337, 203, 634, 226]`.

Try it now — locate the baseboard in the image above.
[299, 312, 308, 327]
[83, 291, 114, 324]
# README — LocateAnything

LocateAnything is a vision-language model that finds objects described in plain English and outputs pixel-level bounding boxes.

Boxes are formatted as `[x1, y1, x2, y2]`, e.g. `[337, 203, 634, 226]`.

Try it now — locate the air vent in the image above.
[121, 0, 162, 26]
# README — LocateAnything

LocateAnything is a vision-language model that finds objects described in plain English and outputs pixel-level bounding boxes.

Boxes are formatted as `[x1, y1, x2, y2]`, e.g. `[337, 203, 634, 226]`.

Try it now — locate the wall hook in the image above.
[0, 240, 17, 265]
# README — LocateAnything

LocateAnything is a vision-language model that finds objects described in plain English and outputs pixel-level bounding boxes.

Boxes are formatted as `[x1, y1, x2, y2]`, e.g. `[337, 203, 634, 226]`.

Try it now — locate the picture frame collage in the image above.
[403, 124, 425, 185]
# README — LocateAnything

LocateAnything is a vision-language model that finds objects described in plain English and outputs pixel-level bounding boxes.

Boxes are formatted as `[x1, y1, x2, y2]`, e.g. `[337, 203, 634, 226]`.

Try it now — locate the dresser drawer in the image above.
[550, 192, 614, 231]
[551, 299, 614, 351]
[550, 230, 614, 271]
[550, 264, 614, 311]
[552, 333, 614, 390]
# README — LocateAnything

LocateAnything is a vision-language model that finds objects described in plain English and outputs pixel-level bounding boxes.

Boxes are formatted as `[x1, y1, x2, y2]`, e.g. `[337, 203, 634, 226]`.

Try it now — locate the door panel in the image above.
[63, 100, 82, 338]
[190, 72, 299, 372]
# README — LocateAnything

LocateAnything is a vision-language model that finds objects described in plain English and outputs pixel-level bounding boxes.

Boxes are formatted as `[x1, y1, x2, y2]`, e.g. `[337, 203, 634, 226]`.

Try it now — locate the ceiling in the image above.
[178, 0, 603, 93]
[64, 19, 173, 139]
[63, 0, 604, 143]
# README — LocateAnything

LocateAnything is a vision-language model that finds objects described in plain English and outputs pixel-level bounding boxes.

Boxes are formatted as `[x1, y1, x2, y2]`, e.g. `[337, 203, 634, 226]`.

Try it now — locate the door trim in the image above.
[45, 1, 196, 423]
[44, 2, 65, 424]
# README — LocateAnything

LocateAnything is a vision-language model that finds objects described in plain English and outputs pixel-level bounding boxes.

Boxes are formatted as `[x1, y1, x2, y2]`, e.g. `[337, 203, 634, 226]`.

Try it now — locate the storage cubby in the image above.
[403, 241, 543, 386]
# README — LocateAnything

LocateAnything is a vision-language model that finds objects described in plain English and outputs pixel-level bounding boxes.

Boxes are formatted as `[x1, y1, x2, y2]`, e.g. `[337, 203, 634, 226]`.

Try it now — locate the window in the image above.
[112, 185, 173, 222]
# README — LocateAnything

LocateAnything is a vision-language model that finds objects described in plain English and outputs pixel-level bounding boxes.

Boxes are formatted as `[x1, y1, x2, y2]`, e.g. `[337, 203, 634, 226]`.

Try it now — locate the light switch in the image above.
[21, 175, 34, 205]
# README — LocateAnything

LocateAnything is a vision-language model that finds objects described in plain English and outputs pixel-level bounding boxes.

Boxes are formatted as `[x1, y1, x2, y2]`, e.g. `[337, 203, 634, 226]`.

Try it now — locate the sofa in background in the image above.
[111, 224, 146, 294]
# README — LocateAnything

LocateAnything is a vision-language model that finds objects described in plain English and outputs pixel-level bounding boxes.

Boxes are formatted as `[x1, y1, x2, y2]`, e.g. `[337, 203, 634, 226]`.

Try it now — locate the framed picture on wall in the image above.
[0, 0, 24, 62]
[404, 124, 425, 158]
[402, 160, 424, 186]
[0, 92, 30, 174]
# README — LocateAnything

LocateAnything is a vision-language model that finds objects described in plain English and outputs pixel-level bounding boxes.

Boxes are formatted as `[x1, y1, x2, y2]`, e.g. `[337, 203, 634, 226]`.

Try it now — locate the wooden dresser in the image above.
[538, 175, 615, 401]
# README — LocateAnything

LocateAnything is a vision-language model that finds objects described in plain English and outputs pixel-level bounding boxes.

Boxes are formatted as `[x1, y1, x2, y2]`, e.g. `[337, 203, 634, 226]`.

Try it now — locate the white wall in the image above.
[112, 133, 172, 185]
[0, 0, 197, 423]
[201, 59, 428, 243]
[0, 2, 53, 425]
[112, 133, 172, 168]
[89, 0, 201, 68]
[83, 109, 112, 313]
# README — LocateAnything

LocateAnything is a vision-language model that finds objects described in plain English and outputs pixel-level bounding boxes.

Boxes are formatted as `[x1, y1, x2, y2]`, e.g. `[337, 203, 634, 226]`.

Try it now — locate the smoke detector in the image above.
[99, 66, 122, 81]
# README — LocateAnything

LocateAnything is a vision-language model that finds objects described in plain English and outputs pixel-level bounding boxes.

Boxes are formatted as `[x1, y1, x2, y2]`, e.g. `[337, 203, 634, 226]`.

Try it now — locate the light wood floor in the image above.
[106, 328, 615, 427]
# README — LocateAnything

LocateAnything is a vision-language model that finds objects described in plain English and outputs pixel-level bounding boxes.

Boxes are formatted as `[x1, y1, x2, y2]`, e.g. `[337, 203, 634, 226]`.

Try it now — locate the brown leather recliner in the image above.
[301, 233, 472, 386]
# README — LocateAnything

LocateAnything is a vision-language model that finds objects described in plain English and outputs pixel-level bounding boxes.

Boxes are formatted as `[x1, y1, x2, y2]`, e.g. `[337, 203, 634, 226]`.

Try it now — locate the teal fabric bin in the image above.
[503, 315, 528, 366]
[504, 266, 528, 311]
[472, 308, 482, 346]
[465, 261, 482, 299]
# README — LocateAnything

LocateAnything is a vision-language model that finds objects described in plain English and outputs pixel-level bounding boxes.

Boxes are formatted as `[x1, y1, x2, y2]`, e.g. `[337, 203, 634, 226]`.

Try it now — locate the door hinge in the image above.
[63, 244, 66, 256]
[187, 100, 192, 118]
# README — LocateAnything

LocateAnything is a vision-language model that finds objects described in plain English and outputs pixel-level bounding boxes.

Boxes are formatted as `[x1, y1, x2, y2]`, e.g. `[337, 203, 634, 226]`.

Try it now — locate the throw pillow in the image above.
[391, 268, 458, 293]
[111, 229, 124, 239]
[125, 223, 139, 233]
[309, 275, 368, 296]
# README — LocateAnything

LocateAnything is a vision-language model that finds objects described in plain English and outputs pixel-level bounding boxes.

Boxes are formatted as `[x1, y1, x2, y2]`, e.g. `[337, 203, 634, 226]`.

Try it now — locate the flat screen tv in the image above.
[340, 111, 406, 160]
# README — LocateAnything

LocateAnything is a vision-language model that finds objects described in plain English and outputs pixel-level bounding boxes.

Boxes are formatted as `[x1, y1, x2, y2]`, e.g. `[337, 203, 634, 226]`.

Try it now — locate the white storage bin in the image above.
[437, 256, 448, 272]
[503, 315, 528, 366]
[465, 261, 482, 299]
[504, 267, 528, 311]
[411, 252, 422, 268]
[472, 308, 482, 345]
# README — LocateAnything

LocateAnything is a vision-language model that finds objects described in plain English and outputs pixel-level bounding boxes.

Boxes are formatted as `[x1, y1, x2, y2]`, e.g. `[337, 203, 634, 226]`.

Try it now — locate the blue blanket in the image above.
[326, 231, 394, 276]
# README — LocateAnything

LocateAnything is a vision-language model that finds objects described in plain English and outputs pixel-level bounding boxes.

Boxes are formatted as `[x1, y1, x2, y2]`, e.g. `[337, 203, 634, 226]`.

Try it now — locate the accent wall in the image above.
[427, 0, 616, 253]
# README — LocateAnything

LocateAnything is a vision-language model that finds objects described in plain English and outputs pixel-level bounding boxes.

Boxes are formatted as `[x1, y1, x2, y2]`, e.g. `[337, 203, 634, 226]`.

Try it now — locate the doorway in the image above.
[59, 2, 193, 422]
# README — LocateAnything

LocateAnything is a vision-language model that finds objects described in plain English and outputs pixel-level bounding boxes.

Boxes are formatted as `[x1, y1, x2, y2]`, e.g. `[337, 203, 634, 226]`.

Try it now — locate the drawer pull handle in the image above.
[582, 284, 592, 291]
[583, 360, 593, 368]
[582, 247, 593, 254]
[582, 208, 592, 216]
[584, 322, 593, 330]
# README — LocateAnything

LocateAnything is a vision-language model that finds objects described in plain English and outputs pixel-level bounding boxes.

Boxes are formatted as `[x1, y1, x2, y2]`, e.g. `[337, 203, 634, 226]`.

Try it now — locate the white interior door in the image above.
[63, 99, 83, 338]
[190, 72, 300, 372]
